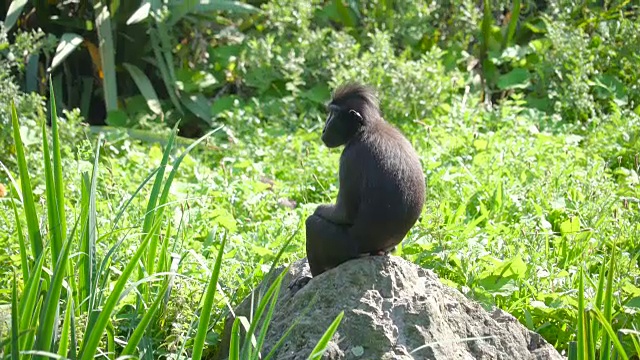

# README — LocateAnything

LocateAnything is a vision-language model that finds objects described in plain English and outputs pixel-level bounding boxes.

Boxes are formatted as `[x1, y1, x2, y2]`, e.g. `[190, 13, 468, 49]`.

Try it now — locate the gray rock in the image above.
[215, 256, 564, 360]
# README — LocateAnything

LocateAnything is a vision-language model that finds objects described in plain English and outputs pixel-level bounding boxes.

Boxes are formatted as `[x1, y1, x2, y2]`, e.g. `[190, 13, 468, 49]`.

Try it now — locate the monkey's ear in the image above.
[348, 109, 363, 123]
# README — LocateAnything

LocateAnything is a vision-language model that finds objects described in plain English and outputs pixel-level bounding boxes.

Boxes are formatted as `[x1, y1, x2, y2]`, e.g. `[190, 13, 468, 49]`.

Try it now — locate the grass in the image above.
[1, 82, 638, 358]
[0, 91, 342, 359]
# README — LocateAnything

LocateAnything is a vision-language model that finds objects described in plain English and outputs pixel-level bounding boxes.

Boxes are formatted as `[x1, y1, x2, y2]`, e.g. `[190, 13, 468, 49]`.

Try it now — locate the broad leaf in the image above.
[49, 33, 84, 73]
[123, 63, 163, 115]
[497, 68, 531, 90]
[3, 0, 28, 33]
[127, 1, 152, 25]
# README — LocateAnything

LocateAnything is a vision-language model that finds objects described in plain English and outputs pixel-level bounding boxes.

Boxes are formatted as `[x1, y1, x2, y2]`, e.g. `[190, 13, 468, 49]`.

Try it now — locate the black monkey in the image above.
[290, 83, 426, 290]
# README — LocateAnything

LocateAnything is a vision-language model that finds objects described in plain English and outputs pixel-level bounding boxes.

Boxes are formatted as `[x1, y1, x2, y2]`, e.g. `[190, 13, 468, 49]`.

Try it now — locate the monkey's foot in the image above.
[360, 246, 395, 257]
[288, 275, 312, 294]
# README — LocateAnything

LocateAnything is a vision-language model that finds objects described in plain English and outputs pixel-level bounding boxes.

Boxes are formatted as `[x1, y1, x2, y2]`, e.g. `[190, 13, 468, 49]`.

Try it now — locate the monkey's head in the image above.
[321, 82, 381, 148]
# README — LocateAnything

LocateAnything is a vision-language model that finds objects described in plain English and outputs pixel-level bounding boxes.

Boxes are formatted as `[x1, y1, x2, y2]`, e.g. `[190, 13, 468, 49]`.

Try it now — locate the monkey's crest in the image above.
[332, 82, 379, 108]
[331, 82, 382, 122]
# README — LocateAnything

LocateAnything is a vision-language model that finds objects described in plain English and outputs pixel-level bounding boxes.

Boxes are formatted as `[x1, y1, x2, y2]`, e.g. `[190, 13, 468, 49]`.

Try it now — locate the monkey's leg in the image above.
[305, 214, 359, 277]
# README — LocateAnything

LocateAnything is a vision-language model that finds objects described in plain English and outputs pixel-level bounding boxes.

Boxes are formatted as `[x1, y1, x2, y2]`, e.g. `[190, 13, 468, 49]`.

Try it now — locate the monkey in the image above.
[289, 82, 426, 291]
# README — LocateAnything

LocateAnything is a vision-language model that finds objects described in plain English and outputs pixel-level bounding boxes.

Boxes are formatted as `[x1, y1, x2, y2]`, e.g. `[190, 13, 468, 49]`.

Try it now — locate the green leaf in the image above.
[229, 318, 241, 360]
[180, 94, 213, 124]
[10, 100, 43, 259]
[302, 84, 331, 104]
[34, 235, 72, 356]
[501, 0, 521, 49]
[48, 33, 84, 73]
[560, 217, 580, 235]
[94, 3, 118, 112]
[123, 63, 163, 115]
[334, 0, 356, 28]
[191, 235, 228, 360]
[49, 80, 67, 253]
[211, 96, 240, 115]
[497, 68, 531, 90]
[127, 0, 151, 25]
[308, 311, 344, 360]
[625, 297, 640, 309]
[57, 293, 74, 357]
[211, 208, 237, 233]
[105, 110, 129, 127]
[11, 271, 18, 360]
[3, 0, 28, 33]
[169, 0, 259, 25]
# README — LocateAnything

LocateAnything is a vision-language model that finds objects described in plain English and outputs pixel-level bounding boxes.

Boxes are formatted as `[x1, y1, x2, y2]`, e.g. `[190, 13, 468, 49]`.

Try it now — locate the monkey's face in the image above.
[321, 104, 363, 148]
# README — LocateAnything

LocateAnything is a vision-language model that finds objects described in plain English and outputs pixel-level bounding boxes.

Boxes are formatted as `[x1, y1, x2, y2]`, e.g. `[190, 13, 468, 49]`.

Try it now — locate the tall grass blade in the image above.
[591, 257, 606, 357]
[10, 100, 43, 258]
[120, 282, 170, 356]
[577, 268, 588, 359]
[42, 116, 62, 264]
[106, 322, 115, 360]
[263, 294, 318, 360]
[79, 136, 101, 314]
[149, 126, 222, 273]
[568, 341, 577, 360]
[57, 292, 74, 357]
[18, 244, 47, 350]
[11, 271, 19, 360]
[9, 193, 30, 277]
[149, 24, 183, 113]
[191, 235, 228, 360]
[502, 0, 521, 49]
[307, 311, 344, 360]
[94, 3, 118, 112]
[229, 317, 241, 360]
[251, 272, 287, 360]
[142, 124, 177, 277]
[49, 80, 67, 247]
[600, 241, 617, 360]
[591, 307, 629, 360]
[34, 234, 72, 356]
[239, 274, 282, 358]
[78, 219, 163, 360]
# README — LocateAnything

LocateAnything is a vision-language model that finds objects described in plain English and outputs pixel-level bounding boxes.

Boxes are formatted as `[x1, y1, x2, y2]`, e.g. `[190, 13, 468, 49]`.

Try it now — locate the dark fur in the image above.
[304, 82, 426, 278]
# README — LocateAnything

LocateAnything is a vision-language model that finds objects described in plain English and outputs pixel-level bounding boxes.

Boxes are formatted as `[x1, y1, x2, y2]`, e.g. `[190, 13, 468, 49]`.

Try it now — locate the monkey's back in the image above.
[340, 121, 425, 248]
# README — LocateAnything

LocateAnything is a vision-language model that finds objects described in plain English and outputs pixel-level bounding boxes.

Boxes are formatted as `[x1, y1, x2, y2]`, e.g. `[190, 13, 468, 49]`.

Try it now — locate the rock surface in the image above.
[215, 256, 564, 360]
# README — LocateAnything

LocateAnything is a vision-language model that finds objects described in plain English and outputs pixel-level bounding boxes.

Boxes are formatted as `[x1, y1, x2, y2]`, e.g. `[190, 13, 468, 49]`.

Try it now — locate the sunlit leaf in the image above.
[48, 33, 84, 73]
[127, 0, 151, 25]
[123, 63, 163, 115]
[3, 0, 28, 33]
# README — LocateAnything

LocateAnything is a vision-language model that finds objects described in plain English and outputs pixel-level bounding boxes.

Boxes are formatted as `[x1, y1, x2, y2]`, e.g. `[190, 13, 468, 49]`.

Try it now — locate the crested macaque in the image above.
[292, 82, 426, 287]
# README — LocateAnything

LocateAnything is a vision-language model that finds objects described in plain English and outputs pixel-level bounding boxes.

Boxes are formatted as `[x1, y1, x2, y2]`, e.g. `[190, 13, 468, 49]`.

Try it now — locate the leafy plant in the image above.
[3, 0, 259, 131]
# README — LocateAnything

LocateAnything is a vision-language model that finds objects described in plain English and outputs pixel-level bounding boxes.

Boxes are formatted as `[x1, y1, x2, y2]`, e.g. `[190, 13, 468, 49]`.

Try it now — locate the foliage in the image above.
[0, 90, 337, 358]
[2, 0, 259, 132]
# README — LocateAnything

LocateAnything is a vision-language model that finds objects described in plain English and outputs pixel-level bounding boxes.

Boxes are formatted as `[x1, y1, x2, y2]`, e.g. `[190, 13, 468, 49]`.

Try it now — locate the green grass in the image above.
[0, 90, 343, 359]
[1, 82, 638, 358]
